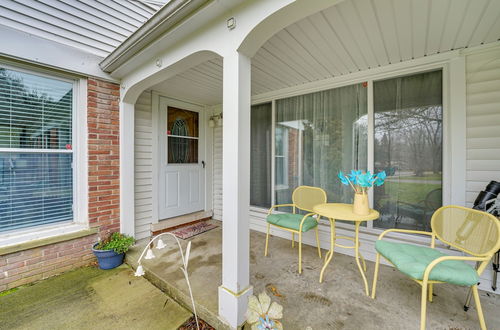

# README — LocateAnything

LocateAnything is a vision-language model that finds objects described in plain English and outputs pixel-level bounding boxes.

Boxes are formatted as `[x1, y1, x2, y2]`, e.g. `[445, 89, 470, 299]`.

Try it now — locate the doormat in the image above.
[170, 222, 218, 240]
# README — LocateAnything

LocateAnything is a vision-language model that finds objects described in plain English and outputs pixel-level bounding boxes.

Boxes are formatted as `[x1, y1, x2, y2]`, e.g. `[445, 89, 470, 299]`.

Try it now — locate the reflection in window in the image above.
[373, 70, 443, 231]
[0, 67, 73, 232]
[167, 107, 199, 164]
[250, 103, 272, 208]
[275, 83, 367, 206]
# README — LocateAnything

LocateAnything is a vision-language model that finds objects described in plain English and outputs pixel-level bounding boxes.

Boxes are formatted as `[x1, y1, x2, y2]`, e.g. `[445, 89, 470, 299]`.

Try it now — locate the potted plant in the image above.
[92, 232, 135, 270]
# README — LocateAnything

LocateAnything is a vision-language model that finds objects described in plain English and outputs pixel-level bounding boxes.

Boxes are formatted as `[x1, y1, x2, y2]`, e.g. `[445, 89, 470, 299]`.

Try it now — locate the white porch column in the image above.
[218, 51, 253, 328]
[119, 100, 135, 236]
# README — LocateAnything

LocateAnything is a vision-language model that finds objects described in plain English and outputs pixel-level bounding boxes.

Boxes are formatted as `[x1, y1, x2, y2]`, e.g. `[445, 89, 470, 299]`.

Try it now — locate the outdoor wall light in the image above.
[208, 113, 223, 127]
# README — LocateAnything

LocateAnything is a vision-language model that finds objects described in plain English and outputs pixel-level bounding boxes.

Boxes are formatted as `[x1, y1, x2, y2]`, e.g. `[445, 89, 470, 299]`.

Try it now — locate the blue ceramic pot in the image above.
[92, 243, 124, 270]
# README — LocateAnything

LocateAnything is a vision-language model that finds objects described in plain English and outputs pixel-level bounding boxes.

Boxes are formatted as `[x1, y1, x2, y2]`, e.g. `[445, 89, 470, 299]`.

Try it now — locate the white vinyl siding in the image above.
[212, 110, 223, 221]
[465, 47, 500, 206]
[0, 0, 158, 57]
[134, 90, 153, 240]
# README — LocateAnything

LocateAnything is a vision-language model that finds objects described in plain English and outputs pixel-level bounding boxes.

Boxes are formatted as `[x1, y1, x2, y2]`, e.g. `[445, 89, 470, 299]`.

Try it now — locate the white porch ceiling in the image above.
[151, 0, 500, 105]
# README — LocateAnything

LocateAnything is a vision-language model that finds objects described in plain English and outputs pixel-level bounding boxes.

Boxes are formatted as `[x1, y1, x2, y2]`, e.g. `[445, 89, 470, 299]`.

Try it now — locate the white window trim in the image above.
[0, 62, 88, 244]
[251, 51, 467, 244]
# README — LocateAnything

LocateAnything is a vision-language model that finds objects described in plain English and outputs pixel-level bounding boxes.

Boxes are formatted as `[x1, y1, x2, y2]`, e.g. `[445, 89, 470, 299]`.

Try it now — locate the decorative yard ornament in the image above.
[144, 248, 156, 260]
[135, 233, 199, 330]
[156, 238, 167, 249]
[134, 265, 145, 277]
[246, 291, 283, 330]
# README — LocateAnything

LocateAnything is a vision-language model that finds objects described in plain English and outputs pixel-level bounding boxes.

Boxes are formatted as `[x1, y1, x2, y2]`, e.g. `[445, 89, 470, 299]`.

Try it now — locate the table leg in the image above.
[319, 218, 335, 283]
[354, 222, 370, 295]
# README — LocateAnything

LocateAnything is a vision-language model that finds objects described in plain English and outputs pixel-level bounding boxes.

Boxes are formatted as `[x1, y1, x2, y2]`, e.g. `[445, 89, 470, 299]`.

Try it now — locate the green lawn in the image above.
[378, 181, 441, 205]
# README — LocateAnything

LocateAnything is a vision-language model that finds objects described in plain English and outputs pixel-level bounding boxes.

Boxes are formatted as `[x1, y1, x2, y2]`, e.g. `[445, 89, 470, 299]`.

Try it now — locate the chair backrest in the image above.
[431, 205, 500, 259]
[292, 186, 327, 213]
[425, 188, 442, 210]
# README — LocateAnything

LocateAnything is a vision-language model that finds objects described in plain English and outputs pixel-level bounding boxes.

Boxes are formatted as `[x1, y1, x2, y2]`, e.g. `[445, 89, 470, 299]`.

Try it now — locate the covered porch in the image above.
[105, 0, 500, 327]
[126, 222, 500, 329]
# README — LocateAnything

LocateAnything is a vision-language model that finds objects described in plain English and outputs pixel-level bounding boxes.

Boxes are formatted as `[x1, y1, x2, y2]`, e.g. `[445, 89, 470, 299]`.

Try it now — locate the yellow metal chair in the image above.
[264, 186, 326, 273]
[371, 205, 500, 330]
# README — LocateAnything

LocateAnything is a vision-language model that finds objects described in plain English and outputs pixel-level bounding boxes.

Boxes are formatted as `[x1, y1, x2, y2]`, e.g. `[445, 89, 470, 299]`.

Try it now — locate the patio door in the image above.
[159, 98, 205, 219]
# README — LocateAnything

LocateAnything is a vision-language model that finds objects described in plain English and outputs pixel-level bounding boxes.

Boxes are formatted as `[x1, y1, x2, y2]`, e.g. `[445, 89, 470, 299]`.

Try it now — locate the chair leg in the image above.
[264, 223, 270, 257]
[420, 282, 428, 330]
[292, 232, 295, 248]
[315, 227, 322, 258]
[472, 285, 487, 330]
[298, 232, 302, 274]
[371, 253, 381, 299]
[428, 284, 433, 302]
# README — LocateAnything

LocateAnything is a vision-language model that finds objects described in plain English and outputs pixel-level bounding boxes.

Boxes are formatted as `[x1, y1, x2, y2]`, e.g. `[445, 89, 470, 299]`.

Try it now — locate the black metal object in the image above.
[464, 181, 500, 311]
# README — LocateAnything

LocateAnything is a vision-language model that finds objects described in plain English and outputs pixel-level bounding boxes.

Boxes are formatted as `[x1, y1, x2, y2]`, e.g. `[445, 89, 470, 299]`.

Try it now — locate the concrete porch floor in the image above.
[126, 221, 500, 329]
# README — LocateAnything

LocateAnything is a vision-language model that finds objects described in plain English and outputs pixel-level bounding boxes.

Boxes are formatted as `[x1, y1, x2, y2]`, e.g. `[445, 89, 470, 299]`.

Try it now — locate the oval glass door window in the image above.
[167, 107, 199, 164]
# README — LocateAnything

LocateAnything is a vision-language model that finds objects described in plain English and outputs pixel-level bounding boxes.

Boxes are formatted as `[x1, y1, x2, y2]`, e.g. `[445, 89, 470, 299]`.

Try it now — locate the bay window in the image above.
[0, 66, 74, 232]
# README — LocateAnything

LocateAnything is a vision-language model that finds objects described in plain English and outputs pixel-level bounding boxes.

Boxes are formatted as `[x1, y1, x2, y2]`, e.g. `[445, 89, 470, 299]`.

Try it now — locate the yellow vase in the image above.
[353, 192, 370, 215]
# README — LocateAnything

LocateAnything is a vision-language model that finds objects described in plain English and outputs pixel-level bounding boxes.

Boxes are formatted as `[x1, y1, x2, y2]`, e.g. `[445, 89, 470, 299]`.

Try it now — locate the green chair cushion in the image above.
[375, 240, 479, 286]
[266, 213, 318, 232]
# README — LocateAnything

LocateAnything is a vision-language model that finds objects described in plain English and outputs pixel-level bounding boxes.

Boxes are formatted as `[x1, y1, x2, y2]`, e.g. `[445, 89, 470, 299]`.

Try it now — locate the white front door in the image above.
[159, 98, 205, 219]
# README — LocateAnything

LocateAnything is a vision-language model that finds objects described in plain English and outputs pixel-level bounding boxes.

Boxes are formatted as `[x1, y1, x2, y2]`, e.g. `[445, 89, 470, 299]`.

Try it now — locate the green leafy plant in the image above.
[95, 232, 135, 254]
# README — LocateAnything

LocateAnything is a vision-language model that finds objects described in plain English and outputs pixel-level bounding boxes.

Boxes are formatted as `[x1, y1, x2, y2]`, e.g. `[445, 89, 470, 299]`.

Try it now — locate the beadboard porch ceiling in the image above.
[150, 0, 500, 106]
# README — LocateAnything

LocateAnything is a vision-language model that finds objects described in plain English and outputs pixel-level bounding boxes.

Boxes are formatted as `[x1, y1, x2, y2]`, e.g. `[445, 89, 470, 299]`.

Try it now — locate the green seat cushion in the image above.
[266, 213, 318, 232]
[375, 240, 479, 286]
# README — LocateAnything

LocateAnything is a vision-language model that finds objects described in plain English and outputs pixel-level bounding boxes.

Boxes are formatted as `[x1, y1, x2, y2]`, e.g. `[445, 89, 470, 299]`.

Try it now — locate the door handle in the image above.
[201, 161, 206, 168]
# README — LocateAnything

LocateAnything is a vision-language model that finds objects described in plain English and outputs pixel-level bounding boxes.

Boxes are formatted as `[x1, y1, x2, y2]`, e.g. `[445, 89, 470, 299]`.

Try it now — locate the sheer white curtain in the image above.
[275, 83, 367, 206]
[373, 70, 443, 230]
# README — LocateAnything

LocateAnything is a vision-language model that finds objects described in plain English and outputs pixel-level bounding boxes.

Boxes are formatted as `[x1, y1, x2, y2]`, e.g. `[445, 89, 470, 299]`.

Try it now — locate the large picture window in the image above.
[0, 67, 74, 232]
[249, 69, 443, 235]
[274, 83, 367, 205]
[373, 70, 443, 231]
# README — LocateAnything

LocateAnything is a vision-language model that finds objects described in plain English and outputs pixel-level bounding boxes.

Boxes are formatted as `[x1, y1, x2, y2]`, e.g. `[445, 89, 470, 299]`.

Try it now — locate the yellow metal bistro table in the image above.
[313, 203, 379, 295]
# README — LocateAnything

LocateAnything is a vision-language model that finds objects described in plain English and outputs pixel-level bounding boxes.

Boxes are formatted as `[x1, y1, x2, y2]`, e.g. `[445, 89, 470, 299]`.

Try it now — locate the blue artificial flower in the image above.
[348, 170, 362, 185]
[374, 171, 386, 186]
[338, 171, 350, 185]
[357, 172, 372, 187]
[257, 315, 276, 330]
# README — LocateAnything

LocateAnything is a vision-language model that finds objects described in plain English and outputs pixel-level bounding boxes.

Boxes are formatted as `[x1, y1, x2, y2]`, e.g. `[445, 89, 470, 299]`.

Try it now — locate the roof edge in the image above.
[100, 0, 211, 73]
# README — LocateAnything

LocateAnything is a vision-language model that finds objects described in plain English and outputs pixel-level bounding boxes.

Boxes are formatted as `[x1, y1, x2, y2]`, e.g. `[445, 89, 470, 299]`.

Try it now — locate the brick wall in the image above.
[0, 234, 97, 292]
[87, 78, 121, 239]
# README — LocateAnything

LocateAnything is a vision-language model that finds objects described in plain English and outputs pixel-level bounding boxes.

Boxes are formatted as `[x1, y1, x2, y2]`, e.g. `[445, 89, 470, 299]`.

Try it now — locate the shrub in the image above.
[95, 232, 135, 254]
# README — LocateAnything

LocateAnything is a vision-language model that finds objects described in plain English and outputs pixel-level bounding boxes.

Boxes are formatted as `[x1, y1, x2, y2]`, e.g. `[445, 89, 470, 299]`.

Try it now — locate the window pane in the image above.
[275, 83, 368, 207]
[168, 137, 198, 163]
[0, 152, 73, 232]
[250, 103, 272, 208]
[167, 107, 199, 137]
[373, 70, 443, 231]
[0, 68, 73, 149]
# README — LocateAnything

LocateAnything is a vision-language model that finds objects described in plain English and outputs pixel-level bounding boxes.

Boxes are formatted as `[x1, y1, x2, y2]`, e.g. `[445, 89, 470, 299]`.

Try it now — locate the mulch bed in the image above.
[178, 316, 214, 330]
